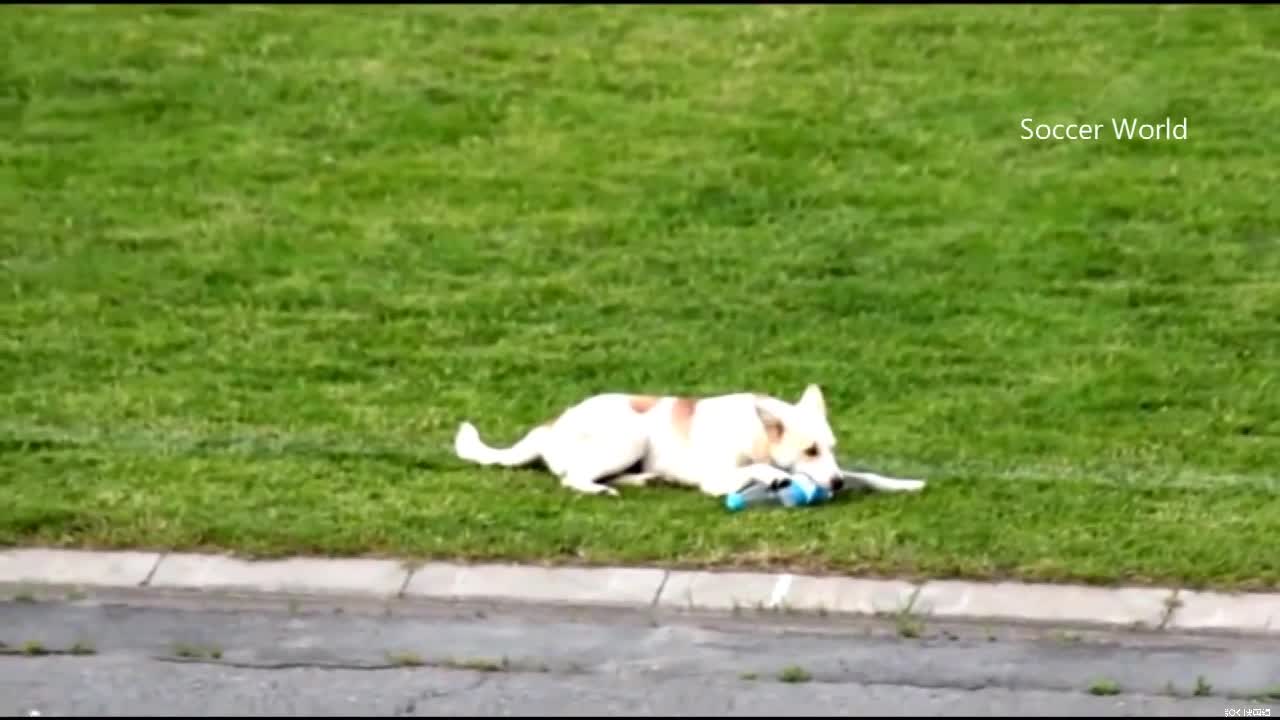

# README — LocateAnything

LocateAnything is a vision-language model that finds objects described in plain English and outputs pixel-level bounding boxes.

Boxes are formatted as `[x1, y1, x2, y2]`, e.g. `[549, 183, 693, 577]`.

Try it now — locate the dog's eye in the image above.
[804, 444, 821, 458]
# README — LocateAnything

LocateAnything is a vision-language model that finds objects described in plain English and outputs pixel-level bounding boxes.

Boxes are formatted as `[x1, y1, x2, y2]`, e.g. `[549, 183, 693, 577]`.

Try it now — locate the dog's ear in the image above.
[754, 400, 786, 442]
[797, 384, 826, 417]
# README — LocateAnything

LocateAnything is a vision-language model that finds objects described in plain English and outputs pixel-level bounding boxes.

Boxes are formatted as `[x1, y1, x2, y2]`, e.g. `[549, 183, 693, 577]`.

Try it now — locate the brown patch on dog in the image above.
[750, 422, 783, 463]
[754, 399, 785, 443]
[761, 416, 784, 443]
[746, 433, 773, 464]
[671, 397, 698, 439]
[628, 395, 660, 414]
[747, 401, 784, 463]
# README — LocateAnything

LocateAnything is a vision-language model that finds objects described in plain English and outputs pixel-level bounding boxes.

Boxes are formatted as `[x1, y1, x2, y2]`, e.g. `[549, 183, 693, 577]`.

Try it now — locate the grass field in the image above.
[3, 5, 1280, 590]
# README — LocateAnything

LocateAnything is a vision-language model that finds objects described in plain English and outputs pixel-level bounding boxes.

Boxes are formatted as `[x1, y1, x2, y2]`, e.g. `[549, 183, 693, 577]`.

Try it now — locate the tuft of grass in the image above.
[172, 643, 221, 660]
[777, 665, 813, 684]
[2, 5, 1280, 590]
[1160, 594, 1184, 628]
[12, 591, 37, 604]
[69, 641, 96, 656]
[22, 641, 48, 656]
[452, 657, 510, 673]
[387, 651, 425, 667]
[1049, 629, 1083, 644]
[1193, 675, 1213, 697]
[895, 609, 924, 639]
[1089, 679, 1121, 696]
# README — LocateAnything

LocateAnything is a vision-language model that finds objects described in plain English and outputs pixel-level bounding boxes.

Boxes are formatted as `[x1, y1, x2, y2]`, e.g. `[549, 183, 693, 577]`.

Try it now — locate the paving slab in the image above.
[655, 570, 788, 611]
[1168, 590, 1280, 634]
[912, 580, 1174, 628]
[782, 575, 920, 615]
[0, 548, 160, 588]
[147, 553, 408, 598]
[403, 562, 667, 607]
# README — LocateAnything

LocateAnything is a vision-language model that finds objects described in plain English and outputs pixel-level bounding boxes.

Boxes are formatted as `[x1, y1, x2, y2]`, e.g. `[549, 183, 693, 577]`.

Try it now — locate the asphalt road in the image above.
[1, 588, 1277, 716]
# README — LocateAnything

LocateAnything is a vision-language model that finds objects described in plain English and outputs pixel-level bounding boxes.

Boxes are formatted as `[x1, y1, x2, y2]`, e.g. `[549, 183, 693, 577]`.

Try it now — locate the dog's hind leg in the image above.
[554, 438, 650, 497]
[539, 417, 649, 498]
[605, 472, 661, 488]
[454, 421, 550, 468]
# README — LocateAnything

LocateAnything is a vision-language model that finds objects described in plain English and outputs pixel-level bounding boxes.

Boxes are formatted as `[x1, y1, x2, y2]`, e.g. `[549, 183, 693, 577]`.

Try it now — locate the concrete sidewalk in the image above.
[1, 547, 1276, 636]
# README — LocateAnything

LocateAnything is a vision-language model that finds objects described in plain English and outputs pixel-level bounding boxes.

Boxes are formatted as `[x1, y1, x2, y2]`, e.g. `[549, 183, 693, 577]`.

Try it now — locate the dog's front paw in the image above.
[752, 466, 792, 485]
[766, 477, 793, 491]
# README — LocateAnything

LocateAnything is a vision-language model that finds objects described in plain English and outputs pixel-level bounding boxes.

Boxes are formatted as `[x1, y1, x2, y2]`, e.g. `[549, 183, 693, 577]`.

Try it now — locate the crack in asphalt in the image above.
[142, 653, 1279, 707]
[151, 655, 572, 677]
[3, 646, 1272, 704]
[154, 656, 413, 671]
[0, 649, 95, 658]
[140, 653, 1271, 704]
[395, 676, 490, 716]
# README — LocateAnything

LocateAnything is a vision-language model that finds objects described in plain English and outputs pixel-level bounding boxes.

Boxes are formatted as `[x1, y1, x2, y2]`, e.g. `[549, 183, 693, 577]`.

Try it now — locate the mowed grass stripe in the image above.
[5, 443, 1278, 590]
[3, 5, 1279, 589]
[5, 423, 1280, 493]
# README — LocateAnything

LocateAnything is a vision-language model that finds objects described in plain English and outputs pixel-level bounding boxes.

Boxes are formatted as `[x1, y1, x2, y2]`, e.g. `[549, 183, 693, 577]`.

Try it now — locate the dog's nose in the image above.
[830, 477, 845, 493]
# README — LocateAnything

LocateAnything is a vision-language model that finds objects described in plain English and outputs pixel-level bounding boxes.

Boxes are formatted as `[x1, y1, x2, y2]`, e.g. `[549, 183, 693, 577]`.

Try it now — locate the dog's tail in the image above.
[454, 421, 549, 468]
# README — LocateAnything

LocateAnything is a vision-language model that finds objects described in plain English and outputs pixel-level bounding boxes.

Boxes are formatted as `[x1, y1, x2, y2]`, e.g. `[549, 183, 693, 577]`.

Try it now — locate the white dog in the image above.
[454, 384, 925, 498]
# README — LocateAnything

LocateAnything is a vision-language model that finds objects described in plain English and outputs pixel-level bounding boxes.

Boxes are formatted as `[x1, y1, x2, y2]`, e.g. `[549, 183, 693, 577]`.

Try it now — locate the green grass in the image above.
[1193, 675, 1213, 697]
[777, 666, 813, 684]
[1089, 679, 1122, 697]
[2, 6, 1280, 590]
[22, 641, 48, 657]
[386, 651, 425, 668]
[172, 642, 221, 660]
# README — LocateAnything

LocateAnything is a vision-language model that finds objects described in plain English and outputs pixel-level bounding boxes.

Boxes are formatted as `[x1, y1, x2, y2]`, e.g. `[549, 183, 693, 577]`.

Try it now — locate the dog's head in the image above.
[755, 384, 844, 492]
